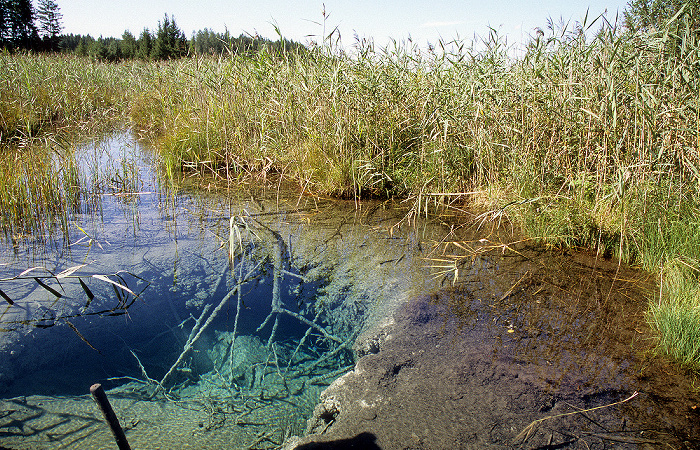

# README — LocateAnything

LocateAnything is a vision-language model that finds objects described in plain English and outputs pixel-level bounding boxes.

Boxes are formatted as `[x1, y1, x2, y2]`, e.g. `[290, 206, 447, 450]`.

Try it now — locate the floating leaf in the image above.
[92, 274, 136, 296]
[56, 263, 87, 279]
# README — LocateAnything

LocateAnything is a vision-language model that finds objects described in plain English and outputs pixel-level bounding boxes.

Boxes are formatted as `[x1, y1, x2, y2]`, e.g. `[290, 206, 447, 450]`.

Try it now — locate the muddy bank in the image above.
[288, 246, 700, 449]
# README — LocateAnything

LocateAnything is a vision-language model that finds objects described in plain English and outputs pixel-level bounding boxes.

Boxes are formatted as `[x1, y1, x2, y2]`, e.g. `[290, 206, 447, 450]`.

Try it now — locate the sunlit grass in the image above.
[648, 260, 700, 371]
[0, 53, 143, 141]
[0, 9, 698, 369]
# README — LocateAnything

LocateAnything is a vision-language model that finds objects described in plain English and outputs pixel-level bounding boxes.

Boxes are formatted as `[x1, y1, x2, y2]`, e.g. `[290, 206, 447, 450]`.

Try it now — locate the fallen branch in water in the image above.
[160, 259, 264, 390]
[309, 365, 354, 385]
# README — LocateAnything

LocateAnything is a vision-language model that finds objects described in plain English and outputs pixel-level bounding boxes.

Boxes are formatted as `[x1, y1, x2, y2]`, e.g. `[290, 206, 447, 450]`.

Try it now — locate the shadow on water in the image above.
[294, 432, 381, 449]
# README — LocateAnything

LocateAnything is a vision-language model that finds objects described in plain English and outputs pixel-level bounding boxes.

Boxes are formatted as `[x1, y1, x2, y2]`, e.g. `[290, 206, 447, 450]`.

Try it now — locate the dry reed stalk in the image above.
[512, 391, 639, 445]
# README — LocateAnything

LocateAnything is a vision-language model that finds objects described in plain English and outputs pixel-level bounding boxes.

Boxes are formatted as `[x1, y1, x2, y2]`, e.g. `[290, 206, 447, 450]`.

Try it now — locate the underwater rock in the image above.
[353, 318, 394, 358]
[208, 333, 268, 387]
[305, 390, 343, 435]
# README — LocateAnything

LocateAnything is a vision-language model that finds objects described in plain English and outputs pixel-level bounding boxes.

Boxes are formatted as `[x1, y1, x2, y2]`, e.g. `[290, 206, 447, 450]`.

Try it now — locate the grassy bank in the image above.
[0, 53, 143, 140]
[1, 12, 699, 369]
[0, 53, 150, 243]
[127, 16, 700, 371]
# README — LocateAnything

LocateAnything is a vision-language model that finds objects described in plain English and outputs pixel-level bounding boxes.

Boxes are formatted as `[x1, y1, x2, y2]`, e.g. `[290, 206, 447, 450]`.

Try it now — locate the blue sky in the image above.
[51, 0, 631, 48]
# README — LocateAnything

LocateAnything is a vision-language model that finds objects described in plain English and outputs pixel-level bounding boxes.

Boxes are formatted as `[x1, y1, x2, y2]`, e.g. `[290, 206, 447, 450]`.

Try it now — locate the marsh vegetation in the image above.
[1, 6, 699, 372]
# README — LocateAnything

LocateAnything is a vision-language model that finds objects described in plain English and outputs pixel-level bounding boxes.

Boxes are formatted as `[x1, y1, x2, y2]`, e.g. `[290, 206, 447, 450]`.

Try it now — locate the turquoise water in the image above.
[0, 132, 436, 449]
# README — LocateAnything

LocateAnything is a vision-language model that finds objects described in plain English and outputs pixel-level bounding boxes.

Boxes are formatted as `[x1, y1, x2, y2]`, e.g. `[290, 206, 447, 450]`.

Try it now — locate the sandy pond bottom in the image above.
[289, 247, 700, 450]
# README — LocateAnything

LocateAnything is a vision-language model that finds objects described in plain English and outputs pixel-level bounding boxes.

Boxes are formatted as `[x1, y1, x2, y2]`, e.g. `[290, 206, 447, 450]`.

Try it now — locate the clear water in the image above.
[0, 132, 438, 449]
[5, 132, 698, 450]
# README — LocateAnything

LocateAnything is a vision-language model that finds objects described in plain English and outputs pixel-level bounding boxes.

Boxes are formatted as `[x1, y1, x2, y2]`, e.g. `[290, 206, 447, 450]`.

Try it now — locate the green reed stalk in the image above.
[0, 10, 697, 369]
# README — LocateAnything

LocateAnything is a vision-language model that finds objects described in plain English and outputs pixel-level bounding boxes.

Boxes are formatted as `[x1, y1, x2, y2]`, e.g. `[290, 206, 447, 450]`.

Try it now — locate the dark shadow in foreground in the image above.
[294, 432, 381, 449]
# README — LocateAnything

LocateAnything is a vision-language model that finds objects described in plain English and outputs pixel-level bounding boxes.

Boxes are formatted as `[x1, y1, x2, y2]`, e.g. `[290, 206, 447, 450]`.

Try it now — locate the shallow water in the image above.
[294, 246, 700, 449]
[0, 132, 446, 448]
[0, 132, 698, 450]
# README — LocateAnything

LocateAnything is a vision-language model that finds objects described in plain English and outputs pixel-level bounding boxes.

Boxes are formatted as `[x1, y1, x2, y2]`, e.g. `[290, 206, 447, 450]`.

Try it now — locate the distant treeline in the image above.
[1, 0, 63, 51]
[60, 18, 307, 61]
[1, 1, 306, 60]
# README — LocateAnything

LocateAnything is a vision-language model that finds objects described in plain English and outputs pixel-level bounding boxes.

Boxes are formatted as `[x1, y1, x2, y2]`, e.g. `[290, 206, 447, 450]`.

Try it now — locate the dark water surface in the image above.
[0, 132, 698, 449]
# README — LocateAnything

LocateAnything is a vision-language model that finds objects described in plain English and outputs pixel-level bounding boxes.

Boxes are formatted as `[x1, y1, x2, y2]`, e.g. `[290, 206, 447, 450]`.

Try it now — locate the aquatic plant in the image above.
[647, 259, 700, 371]
[0, 5, 698, 372]
[129, 11, 700, 270]
[0, 142, 83, 244]
[127, 13, 700, 373]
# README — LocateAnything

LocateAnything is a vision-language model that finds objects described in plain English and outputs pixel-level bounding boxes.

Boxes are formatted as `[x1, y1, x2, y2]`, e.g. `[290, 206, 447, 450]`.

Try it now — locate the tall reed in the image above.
[129, 13, 700, 369]
[0, 53, 153, 247]
[0, 52, 145, 141]
[0, 10, 697, 369]
[0, 144, 82, 244]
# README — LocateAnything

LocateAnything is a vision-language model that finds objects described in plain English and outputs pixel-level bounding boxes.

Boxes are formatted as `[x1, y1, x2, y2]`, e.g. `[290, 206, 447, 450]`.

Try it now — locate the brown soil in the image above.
[288, 246, 700, 449]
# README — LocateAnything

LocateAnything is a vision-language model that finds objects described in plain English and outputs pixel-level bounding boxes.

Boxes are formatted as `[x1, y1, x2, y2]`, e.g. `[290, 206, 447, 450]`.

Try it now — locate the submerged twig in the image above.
[161, 259, 264, 389]
[512, 391, 639, 445]
[309, 365, 354, 385]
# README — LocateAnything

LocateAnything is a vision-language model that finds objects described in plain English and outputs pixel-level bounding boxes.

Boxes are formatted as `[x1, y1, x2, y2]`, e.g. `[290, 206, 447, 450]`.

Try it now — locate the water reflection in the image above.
[0, 131, 442, 448]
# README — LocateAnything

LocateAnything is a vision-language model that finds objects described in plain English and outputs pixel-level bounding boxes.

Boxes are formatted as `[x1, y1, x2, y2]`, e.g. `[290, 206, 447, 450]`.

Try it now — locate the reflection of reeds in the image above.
[0, 145, 83, 243]
[0, 263, 148, 349]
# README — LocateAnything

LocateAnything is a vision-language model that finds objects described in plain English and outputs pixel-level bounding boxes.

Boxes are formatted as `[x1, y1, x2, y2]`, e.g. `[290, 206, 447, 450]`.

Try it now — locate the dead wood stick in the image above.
[277, 307, 342, 343]
[161, 260, 264, 388]
[160, 287, 237, 388]
[90, 383, 131, 450]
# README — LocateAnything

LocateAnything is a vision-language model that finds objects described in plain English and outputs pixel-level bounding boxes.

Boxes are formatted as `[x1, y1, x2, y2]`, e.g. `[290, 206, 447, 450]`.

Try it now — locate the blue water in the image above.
[0, 131, 434, 449]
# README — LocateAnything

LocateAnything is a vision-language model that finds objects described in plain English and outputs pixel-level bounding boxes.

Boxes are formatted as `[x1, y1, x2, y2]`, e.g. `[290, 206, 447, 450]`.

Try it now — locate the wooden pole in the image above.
[90, 383, 132, 450]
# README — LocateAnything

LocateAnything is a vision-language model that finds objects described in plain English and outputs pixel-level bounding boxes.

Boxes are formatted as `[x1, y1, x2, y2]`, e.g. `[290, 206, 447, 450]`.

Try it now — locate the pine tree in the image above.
[36, 0, 62, 39]
[1, 0, 36, 48]
[151, 14, 186, 60]
[136, 28, 153, 60]
[121, 30, 137, 59]
[0, 0, 8, 44]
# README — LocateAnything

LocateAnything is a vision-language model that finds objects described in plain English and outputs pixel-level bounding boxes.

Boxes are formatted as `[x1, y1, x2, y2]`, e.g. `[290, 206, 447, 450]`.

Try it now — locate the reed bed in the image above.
[128, 14, 700, 370]
[0, 53, 143, 140]
[0, 54, 151, 245]
[0, 10, 698, 368]
[0, 144, 84, 246]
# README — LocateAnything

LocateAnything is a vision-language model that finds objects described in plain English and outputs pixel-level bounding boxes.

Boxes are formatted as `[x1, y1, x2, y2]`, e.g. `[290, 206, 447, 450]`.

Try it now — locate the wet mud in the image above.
[290, 246, 700, 449]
